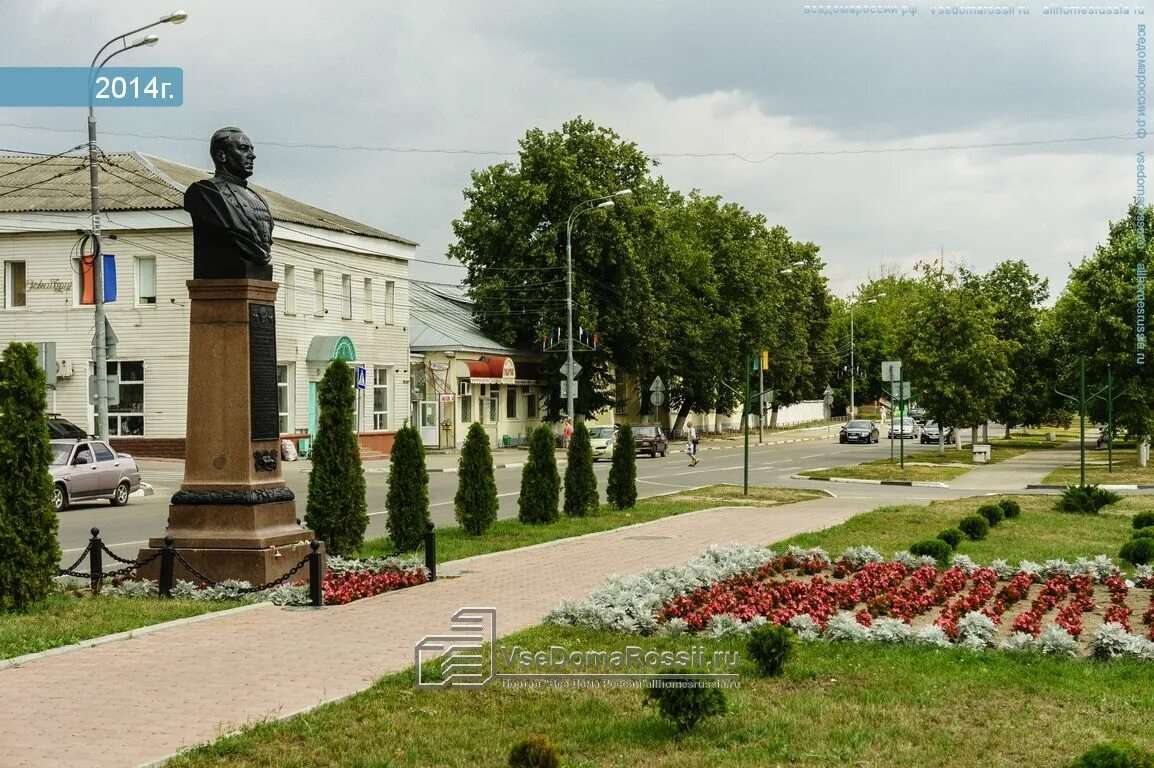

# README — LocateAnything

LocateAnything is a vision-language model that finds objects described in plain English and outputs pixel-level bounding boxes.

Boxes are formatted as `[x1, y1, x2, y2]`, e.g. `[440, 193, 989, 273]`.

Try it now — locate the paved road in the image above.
[55, 430, 982, 563]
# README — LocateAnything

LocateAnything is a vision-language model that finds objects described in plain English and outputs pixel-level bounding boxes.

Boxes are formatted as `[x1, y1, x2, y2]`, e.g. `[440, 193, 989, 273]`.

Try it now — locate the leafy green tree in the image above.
[304, 360, 368, 556]
[518, 424, 560, 524]
[385, 425, 430, 550]
[1050, 202, 1154, 441]
[563, 420, 598, 516]
[896, 264, 1014, 453]
[455, 422, 498, 535]
[0, 342, 60, 610]
[607, 423, 638, 509]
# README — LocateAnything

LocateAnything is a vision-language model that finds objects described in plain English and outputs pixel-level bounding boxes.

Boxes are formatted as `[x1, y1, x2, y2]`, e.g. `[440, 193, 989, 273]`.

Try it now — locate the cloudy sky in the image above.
[1, 0, 1147, 299]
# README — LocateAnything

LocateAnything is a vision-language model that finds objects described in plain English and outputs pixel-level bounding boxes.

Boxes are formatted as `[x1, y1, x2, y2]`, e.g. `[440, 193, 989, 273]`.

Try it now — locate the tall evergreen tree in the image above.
[304, 359, 368, 556]
[455, 422, 498, 535]
[0, 342, 60, 610]
[606, 422, 638, 509]
[386, 425, 431, 551]
[563, 420, 598, 516]
[518, 424, 560, 524]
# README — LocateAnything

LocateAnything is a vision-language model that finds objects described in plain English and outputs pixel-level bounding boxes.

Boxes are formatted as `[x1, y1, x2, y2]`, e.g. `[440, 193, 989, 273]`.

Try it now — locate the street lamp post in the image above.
[87, 10, 188, 440]
[564, 188, 631, 421]
[848, 292, 884, 420]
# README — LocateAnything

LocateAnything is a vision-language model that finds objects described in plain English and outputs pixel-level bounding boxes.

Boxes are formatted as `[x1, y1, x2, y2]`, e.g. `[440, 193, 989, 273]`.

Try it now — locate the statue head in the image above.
[210, 127, 255, 179]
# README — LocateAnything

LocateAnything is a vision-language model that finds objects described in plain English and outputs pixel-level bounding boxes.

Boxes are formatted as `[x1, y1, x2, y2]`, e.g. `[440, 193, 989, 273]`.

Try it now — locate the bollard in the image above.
[159, 535, 175, 598]
[308, 540, 324, 607]
[424, 522, 437, 582]
[89, 527, 103, 595]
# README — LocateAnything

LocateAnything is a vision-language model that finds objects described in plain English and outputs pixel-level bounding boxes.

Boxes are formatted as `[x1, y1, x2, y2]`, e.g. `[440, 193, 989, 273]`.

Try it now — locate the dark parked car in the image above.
[839, 420, 879, 444]
[634, 425, 668, 458]
[47, 415, 89, 440]
[49, 439, 142, 512]
[920, 422, 955, 444]
[908, 408, 928, 424]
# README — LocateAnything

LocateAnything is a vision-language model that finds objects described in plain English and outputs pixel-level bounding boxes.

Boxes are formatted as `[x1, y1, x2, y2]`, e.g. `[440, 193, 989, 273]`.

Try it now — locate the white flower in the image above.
[957, 611, 997, 650]
[1036, 625, 1078, 657]
[1000, 632, 1038, 652]
[913, 626, 953, 648]
[787, 614, 822, 641]
[823, 612, 871, 644]
[870, 618, 915, 645]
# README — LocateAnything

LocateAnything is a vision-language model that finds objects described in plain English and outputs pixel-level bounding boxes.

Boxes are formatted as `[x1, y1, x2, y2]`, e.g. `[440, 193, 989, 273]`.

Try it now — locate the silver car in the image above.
[49, 439, 142, 512]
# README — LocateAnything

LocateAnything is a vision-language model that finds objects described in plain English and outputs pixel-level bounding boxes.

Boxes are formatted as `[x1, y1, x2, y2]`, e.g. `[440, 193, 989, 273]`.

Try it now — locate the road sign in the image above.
[438, 393, 455, 403]
[882, 360, 902, 383]
[89, 374, 119, 406]
[649, 376, 665, 392]
[650, 390, 666, 407]
[355, 366, 367, 390]
[560, 380, 578, 399]
[823, 384, 834, 406]
[559, 360, 582, 377]
[899, 381, 911, 400]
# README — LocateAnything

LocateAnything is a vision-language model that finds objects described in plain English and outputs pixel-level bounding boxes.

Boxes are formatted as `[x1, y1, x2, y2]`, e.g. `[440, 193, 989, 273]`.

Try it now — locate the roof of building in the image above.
[409, 281, 520, 354]
[0, 151, 416, 246]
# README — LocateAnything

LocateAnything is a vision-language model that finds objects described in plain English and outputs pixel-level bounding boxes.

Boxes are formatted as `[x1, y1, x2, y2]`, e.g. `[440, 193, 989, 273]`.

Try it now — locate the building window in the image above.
[135, 256, 156, 305]
[478, 384, 498, 424]
[460, 392, 472, 423]
[615, 374, 627, 416]
[4, 261, 26, 308]
[341, 274, 352, 319]
[363, 278, 373, 323]
[107, 360, 145, 435]
[277, 363, 293, 434]
[283, 264, 297, 315]
[506, 385, 517, 419]
[373, 367, 390, 430]
[385, 281, 395, 324]
[526, 392, 538, 419]
[313, 269, 325, 316]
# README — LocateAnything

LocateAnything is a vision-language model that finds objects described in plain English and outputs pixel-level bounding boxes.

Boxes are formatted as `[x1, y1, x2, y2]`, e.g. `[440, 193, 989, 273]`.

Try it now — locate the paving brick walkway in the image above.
[0, 496, 877, 768]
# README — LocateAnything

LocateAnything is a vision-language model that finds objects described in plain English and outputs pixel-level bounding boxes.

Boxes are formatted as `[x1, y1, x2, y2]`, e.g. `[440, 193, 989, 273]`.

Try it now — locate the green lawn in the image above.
[0, 591, 247, 660]
[1043, 450, 1154, 485]
[774, 494, 1143, 566]
[799, 463, 970, 482]
[358, 485, 824, 563]
[167, 623, 1154, 768]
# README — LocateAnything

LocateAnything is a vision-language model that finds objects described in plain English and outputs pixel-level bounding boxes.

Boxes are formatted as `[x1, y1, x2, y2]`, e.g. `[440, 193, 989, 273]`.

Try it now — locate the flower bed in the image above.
[104, 555, 429, 606]
[547, 545, 1154, 661]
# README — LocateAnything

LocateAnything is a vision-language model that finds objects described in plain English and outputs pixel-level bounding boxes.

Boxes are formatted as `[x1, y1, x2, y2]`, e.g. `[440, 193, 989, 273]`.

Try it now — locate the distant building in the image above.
[0, 152, 415, 457]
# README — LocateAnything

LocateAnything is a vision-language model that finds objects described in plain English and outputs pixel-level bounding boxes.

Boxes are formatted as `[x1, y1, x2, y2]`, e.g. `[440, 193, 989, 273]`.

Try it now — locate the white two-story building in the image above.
[0, 152, 416, 457]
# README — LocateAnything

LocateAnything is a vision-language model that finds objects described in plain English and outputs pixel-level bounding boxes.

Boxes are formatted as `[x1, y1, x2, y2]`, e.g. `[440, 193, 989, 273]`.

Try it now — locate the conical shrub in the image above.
[563, 421, 598, 517]
[607, 423, 638, 509]
[518, 424, 559, 524]
[456, 422, 498, 535]
[386, 425, 430, 551]
[304, 359, 368, 556]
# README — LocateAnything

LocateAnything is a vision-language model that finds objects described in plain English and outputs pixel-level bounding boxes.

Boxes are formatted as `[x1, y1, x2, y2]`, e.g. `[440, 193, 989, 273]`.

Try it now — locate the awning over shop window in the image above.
[458, 356, 515, 384]
[306, 335, 357, 363]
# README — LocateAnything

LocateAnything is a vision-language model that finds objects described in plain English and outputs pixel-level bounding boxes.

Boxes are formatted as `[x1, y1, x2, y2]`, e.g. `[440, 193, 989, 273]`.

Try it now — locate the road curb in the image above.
[793, 474, 949, 489]
[1026, 483, 1154, 490]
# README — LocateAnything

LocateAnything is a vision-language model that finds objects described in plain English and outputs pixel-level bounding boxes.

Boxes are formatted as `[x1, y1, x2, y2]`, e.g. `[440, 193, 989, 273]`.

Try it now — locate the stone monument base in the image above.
[136, 500, 318, 587]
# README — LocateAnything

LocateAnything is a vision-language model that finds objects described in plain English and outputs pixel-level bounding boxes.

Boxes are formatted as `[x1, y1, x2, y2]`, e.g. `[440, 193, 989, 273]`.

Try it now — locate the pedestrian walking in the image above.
[686, 419, 699, 466]
[562, 418, 573, 449]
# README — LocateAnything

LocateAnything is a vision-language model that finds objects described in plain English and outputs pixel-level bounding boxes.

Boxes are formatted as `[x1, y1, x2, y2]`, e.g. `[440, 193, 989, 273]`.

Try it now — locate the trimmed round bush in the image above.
[910, 538, 953, 564]
[1134, 511, 1154, 530]
[1120, 538, 1154, 566]
[508, 735, 562, 768]
[1131, 527, 1154, 541]
[937, 528, 964, 549]
[1068, 740, 1154, 768]
[746, 623, 796, 677]
[998, 499, 1022, 519]
[644, 668, 727, 732]
[958, 515, 990, 541]
[977, 503, 1005, 527]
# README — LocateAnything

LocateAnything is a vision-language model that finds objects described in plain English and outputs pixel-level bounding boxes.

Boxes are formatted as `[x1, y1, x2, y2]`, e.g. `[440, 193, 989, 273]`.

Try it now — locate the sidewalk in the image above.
[0, 494, 877, 768]
[948, 448, 1074, 491]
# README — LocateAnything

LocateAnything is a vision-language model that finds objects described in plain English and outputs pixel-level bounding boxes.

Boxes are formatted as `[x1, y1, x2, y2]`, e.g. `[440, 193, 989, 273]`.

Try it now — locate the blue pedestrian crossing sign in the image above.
[355, 366, 367, 390]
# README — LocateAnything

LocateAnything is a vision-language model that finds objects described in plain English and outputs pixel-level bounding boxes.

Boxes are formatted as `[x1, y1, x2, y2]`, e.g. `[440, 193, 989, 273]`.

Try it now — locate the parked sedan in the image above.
[589, 426, 618, 461]
[839, 420, 879, 444]
[920, 422, 955, 444]
[888, 417, 919, 440]
[49, 439, 141, 512]
[633, 425, 668, 458]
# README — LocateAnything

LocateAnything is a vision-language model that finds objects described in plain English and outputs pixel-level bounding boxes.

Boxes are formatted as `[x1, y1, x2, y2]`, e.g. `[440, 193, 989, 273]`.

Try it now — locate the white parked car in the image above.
[588, 425, 618, 461]
[888, 417, 918, 440]
[49, 439, 142, 512]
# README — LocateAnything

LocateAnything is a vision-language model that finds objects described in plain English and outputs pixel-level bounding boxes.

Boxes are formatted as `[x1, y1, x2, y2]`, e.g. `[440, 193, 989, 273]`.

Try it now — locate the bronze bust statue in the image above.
[184, 127, 275, 280]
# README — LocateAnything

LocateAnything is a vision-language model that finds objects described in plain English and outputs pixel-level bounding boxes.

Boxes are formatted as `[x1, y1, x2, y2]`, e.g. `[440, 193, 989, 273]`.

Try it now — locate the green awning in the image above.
[306, 335, 357, 363]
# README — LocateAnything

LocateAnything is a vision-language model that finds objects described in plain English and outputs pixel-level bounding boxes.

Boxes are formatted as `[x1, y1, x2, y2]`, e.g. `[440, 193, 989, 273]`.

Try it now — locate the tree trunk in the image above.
[1140, 436, 1150, 467]
[672, 400, 693, 440]
[982, 423, 988, 443]
[1004, 423, 1012, 439]
[938, 431, 945, 455]
[971, 425, 979, 446]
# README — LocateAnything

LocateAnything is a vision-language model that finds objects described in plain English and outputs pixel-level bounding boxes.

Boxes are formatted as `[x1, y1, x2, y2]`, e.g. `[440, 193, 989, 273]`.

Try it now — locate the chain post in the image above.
[159, 535, 175, 598]
[89, 527, 103, 594]
[424, 522, 437, 582]
[308, 540, 324, 607]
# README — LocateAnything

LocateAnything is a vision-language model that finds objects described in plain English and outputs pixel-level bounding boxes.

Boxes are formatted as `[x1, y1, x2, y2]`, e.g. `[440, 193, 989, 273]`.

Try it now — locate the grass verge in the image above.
[0, 591, 246, 661]
[799, 463, 970, 482]
[1043, 450, 1154, 485]
[774, 494, 1147, 566]
[166, 623, 1154, 768]
[358, 485, 824, 563]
